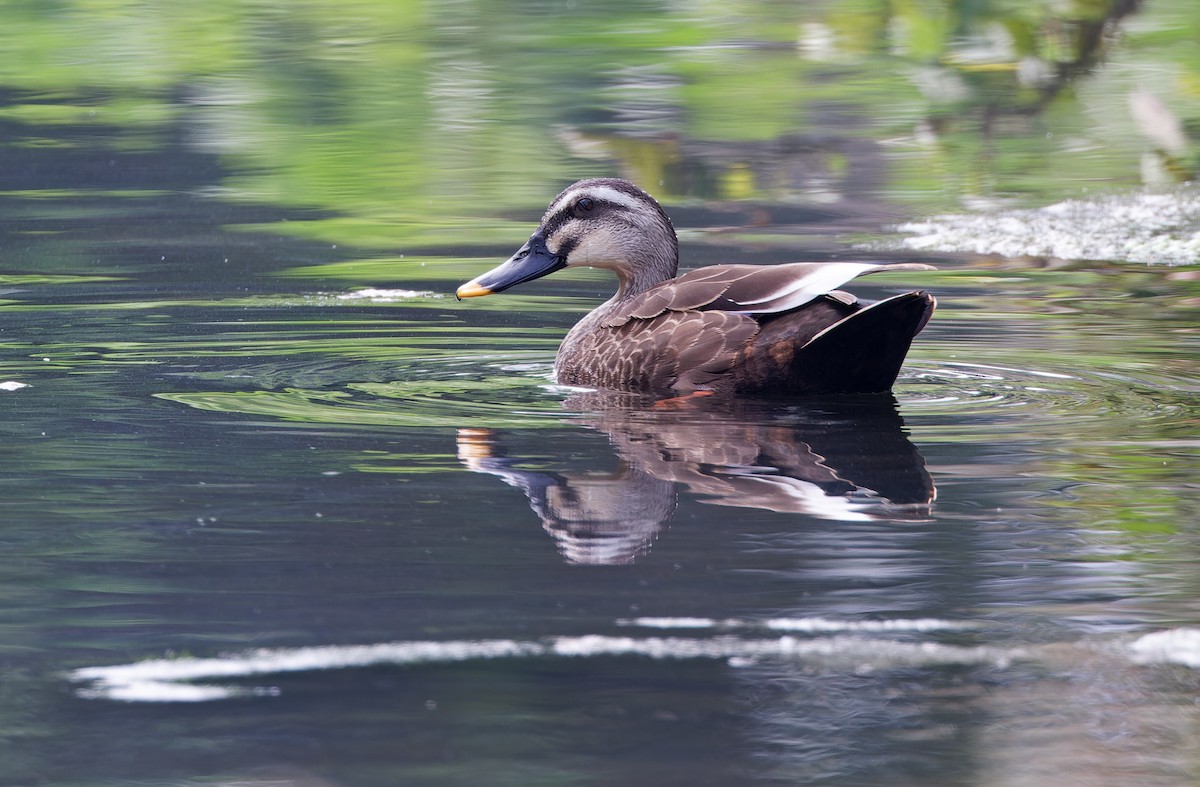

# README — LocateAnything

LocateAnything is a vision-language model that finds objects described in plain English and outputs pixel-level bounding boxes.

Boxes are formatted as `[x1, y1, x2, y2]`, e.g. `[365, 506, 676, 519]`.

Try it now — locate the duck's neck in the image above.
[566, 240, 676, 349]
[611, 228, 678, 301]
[556, 225, 678, 382]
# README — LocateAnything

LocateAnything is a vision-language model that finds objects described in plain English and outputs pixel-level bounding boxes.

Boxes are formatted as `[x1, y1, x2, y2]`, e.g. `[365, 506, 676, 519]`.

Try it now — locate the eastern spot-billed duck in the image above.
[457, 178, 935, 396]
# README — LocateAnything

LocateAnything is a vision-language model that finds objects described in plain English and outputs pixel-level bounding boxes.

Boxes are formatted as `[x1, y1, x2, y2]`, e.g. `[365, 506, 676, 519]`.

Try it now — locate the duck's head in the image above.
[457, 178, 679, 300]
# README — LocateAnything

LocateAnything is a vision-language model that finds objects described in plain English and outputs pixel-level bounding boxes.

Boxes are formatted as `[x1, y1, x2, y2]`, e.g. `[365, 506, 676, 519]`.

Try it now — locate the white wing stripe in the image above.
[732, 263, 884, 308]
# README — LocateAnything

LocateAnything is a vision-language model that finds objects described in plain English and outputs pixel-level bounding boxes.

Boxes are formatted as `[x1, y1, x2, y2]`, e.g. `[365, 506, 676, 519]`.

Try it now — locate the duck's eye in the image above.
[574, 197, 595, 215]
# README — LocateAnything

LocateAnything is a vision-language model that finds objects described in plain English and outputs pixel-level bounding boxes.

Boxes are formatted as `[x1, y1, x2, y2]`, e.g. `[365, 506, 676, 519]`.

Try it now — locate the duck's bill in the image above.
[456, 234, 566, 299]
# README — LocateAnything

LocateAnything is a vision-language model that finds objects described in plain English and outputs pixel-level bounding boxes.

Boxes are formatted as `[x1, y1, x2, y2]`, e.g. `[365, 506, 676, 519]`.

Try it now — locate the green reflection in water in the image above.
[3, 4, 1200, 784]
[2, 0, 1198, 253]
[0, 274, 122, 285]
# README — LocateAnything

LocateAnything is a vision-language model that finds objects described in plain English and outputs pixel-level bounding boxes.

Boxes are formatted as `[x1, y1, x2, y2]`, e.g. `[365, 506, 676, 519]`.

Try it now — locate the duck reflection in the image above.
[458, 394, 934, 565]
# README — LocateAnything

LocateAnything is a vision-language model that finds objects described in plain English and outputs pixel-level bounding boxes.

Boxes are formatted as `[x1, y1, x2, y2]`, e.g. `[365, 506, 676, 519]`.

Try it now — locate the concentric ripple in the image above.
[158, 357, 571, 429]
[895, 358, 1196, 433]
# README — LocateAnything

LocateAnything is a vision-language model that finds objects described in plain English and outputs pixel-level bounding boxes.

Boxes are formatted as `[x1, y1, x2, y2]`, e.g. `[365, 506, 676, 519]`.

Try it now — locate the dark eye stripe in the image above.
[543, 197, 632, 235]
[544, 200, 593, 234]
[541, 209, 573, 238]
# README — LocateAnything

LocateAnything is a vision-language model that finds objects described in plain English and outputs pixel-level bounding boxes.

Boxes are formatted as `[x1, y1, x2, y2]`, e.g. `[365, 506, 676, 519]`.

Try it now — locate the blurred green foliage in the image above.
[1, 0, 1197, 246]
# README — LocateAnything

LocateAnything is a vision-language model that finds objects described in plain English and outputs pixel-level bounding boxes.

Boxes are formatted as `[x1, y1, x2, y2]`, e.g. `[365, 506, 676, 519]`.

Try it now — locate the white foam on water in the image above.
[335, 288, 439, 301]
[0, 381, 29, 391]
[1128, 628, 1200, 668]
[888, 187, 1200, 264]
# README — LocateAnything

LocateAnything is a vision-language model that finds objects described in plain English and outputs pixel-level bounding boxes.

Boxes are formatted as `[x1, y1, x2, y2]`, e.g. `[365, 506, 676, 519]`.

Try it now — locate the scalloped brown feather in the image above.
[559, 309, 760, 393]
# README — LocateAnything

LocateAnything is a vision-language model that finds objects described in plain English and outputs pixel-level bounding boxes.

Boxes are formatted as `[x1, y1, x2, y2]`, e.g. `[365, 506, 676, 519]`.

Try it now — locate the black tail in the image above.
[792, 291, 935, 394]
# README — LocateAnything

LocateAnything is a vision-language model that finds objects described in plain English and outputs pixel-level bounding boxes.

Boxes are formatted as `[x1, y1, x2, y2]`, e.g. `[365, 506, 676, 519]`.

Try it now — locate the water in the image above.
[3, 1, 1200, 785]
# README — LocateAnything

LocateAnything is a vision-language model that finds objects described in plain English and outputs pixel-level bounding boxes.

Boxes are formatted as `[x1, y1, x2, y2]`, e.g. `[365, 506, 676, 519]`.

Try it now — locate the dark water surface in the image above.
[3, 2, 1200, 785]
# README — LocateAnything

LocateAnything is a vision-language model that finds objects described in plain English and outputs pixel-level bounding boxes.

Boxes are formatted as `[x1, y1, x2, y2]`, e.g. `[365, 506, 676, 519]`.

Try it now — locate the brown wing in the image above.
[692, 263, 850, 313]
[602, 265, 782, 327]
[600, 262, 932, 329]
[558, 309, 760, 394]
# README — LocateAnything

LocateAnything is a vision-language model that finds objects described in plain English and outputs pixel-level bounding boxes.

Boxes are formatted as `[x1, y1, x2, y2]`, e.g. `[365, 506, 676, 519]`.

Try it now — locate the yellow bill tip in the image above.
[455, 281, 493, 299]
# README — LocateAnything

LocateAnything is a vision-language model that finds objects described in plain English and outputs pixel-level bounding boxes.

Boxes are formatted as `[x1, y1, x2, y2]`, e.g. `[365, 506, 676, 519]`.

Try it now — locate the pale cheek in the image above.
[546, 220, 580, 257]
[564, 231, 621, 268]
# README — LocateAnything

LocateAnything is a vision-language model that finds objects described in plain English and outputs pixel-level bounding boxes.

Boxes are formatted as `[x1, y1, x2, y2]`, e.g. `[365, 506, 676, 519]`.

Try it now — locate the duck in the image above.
[456, 178, 935, 397]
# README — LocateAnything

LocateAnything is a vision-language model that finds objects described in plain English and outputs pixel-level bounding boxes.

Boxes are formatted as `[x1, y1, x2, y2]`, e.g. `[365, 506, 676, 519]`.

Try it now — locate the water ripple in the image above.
[158, 358, 567, 429]
[897, 359, 1194, 427]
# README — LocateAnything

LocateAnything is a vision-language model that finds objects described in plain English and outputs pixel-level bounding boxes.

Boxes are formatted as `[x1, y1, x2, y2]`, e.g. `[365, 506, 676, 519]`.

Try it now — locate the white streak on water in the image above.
[618, 617, 973, 633]
[69, 626, 1200, 703]
[763, 617, 973, 633]
[69, 632, 1004, 703]
[71, 640, 543, 703]
[940, 362, 1077, 380]
[335, 288, 439, 301]
[0, 381, 29, 391]
[619, 617, 721, 629]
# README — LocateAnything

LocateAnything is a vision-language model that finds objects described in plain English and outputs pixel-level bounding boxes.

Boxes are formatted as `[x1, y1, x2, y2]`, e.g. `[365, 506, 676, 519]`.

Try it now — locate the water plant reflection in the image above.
[458, 394, 934, 565]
